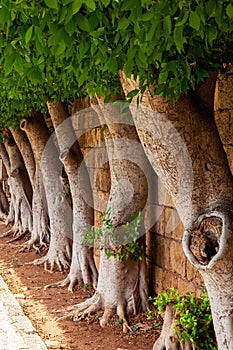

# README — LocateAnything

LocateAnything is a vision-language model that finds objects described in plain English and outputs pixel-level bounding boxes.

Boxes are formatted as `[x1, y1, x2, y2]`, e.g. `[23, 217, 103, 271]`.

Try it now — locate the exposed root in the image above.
[55, 292, 131, 333]
[55, 292, 102, 321]
[44, 275, 72, 291]
[0, 213, 7, 222]
[0, 228, 18, 238]
[19, 241, 48, 253]
[152, 304, 195, 350]
[117, 304, 132, 333]
[7, 230, 28, 243]
[25, 252, 71, 272]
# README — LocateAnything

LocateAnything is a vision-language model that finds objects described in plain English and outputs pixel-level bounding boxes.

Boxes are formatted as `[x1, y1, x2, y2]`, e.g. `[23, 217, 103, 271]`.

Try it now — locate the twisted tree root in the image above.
[54, 292, 132, 332]
[25, 251, 70, 272]
[44, 275, 78, 292]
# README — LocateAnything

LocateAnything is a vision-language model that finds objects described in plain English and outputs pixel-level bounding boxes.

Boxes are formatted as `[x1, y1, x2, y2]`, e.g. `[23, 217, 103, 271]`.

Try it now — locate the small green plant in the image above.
[84, 283, 92, 291]
[61, 182, 71, 198]
[82, 209, 144, 261]
[115, 318, 124, 326]
[132, 324, 140, 331]
[11, 256, 19, 267]
[147, 288, 217, 349]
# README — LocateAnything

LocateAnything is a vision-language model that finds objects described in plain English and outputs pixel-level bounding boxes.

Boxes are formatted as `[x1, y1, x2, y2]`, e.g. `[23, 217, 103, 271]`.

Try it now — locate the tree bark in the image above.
[0, 130, 33, 237]
[120, 71, 233, 349]
[9, 126, 41, 247]
[20, 115, 50, 247]
[21, 113, 72, 270]
[46, 100, 98, 289]
[61, 99, 150, 331]
[0, 142, 15, 226]
[0, 181, 9, 218]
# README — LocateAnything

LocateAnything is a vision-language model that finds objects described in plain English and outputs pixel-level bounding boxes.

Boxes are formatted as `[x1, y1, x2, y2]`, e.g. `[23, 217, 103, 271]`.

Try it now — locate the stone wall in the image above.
[214, 68, 233, 173]
[147, 179, 203, 297]
[74, 103, 204, 297]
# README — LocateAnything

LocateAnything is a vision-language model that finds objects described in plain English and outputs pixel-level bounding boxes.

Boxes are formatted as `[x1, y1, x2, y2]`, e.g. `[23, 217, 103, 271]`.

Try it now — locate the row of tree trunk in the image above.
[0, 69, 232, 349]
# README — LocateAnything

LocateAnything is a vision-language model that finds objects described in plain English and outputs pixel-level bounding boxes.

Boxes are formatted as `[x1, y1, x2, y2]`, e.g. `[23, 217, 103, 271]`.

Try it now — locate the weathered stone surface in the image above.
[169, 240, 186, 276]
[0, 276, 47, 350]
[214, 72, 233, 111]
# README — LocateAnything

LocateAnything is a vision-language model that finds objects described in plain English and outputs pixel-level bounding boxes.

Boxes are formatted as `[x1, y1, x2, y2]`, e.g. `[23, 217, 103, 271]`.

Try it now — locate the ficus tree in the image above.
[0, 0, 233, 348]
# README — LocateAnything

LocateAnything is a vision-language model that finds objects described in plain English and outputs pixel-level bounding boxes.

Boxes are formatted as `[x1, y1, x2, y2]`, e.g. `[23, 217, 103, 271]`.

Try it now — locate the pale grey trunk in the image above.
[46, 101, 97, 288]
[1, 131, 33, 235]
[0, 143, 15, 225]
[9, 127, 39, 246]
[0, 181, 9, 217]
[22, 114, 72, 270]
[73, 99, 149, 330]
[9, 127, 35, 185]
[20, 115, 50, 246]
[120, 71, 233, 349]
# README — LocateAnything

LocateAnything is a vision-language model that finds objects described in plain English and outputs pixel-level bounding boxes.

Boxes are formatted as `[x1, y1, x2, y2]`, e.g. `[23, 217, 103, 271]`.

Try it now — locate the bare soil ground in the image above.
[0, 223, 159, 350]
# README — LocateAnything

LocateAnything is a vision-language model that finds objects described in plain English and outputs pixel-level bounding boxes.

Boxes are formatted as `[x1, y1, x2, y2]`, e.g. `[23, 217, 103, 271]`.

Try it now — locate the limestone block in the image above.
[164, 207, 184, 241]
[186, 260, 204, 287]
[169, 240, 186, 276]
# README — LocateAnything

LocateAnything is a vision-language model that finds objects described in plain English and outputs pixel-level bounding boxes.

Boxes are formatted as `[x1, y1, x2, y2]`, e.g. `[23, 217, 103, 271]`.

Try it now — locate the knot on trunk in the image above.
[189, 217, 222, 265]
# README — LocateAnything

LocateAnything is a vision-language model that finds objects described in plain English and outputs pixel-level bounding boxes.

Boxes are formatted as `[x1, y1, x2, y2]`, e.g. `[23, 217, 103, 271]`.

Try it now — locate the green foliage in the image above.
[0, 0, 232, 128]
[147, 288, 217, 349]
[82, 209, 144, 261]
[84, 283, 92, 291]
[61, 182, 71, 198]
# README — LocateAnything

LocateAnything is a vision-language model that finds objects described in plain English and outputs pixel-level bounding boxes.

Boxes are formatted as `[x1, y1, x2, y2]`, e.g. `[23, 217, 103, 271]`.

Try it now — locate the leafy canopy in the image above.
[0, 0, 232, 126]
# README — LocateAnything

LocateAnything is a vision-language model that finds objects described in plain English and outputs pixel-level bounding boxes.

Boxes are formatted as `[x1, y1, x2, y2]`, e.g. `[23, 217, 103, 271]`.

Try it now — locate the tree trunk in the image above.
[0, 143, 15, 226]
[19, 115, 50, 247]
[46, 100, 98, 289]
[120, 71, 233, 349]
[60, 99, 150, 331]
[0, 131, 33, 237]
[0, 181, 9, 218]
[21, 113, 72, 270]
[9, 126, 41, 247]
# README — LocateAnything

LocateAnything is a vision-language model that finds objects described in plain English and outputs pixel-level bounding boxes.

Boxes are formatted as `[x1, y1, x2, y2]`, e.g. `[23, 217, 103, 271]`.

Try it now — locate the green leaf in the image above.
[207, 26, 218, 45]
[106, 56, 117, 73]
[0, 35, 4, 48]
[189, 11, 200, 31]
[77, 13, 89, 31]
[163, 15, 172, 35]
[89, 13, 99, 31]
[226, 4, 233, 19]
[142, 11, 154, 21]
[146, 20, 157, 41]
[176, 12, 189, 26]
[85, 0, 96, 11]
[78, 40, 90, 60]
[121, 0, 137, 11]
[137, 48, 147, 67]
[127, 46, 137, 60]
[44, 0, 58, 10]
[118, 17, 129, 30]
[101, 0, 110, 6]
[4, 53, 16, 76]
[14, 55, 25, 75]
[56, 41, 66, 55]
[126, 89, 139, 99]
[25, 26, 33, 44]
[173, 26, 186, 53]
[0, 7, 10, 26]
[71, 0, 82, 15]
[158, 69, 168, 84]
[205, 0, 216, 18]
[30, 69, 43, 84]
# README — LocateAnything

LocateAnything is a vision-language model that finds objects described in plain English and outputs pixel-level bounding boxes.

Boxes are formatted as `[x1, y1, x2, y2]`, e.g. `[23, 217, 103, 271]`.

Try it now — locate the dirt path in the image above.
[0, 223, 158, 350]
